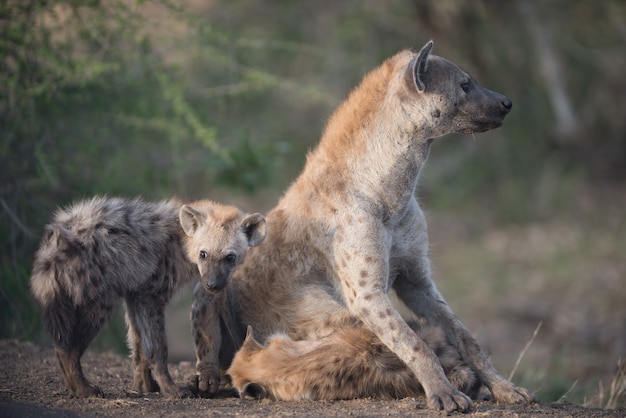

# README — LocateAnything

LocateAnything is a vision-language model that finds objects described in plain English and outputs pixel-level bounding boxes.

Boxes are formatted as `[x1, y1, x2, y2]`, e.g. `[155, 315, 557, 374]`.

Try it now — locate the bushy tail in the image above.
[30, 224, 77, 348]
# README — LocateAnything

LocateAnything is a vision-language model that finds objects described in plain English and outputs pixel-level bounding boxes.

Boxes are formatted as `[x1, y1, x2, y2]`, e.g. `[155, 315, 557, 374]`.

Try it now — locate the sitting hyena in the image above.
[191, 41, 537, 412]
[30, 196, 266, 398]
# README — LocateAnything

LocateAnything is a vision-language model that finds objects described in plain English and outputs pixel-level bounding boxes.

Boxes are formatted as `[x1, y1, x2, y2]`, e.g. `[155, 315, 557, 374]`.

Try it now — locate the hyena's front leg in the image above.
[125, 297, 191, 398]
[189, 282, 224, 397]
[335, 228, 471, 413]
[394, 281, 538, 405]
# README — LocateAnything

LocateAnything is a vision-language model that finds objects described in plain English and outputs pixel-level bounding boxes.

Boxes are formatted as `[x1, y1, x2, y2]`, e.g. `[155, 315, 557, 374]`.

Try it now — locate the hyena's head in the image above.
[180, 201, 266, 293]
[394, 40, 512, 139]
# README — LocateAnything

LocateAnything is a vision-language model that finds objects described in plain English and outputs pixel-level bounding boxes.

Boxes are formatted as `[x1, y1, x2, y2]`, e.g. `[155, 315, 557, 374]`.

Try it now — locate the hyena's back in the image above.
[30, 196, 184, 347]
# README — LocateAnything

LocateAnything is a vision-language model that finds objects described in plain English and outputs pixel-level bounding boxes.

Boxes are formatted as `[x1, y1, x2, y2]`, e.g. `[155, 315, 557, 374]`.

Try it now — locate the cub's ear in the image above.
[241, 213, 267, 247]
[179, 205, 204, 236]
[411, 40, 434, 93]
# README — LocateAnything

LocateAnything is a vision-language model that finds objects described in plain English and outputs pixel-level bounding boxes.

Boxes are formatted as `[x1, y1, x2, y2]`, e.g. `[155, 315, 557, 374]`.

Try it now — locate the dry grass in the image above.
[589, 359, 626, 409]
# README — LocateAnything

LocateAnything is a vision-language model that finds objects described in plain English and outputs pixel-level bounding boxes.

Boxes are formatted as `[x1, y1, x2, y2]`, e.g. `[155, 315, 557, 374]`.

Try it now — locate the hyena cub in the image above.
[30, 196, 266, 398]
[227, 321, 481, 401]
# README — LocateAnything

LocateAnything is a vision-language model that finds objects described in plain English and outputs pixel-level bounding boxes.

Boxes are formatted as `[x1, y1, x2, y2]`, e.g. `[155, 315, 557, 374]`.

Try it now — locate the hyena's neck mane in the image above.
[303, 52, 432, 215]
[317, 59, 393, 161]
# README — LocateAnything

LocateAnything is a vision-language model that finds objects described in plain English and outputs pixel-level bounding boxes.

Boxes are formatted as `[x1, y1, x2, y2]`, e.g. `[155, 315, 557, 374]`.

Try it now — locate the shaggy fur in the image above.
[30, 196, 265, 398]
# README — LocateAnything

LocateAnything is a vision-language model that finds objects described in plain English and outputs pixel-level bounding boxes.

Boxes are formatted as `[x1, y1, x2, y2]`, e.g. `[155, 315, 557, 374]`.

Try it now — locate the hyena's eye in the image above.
[199, 250, 208, 260]
[224, 253, 237, 264]
[461, 81, 470, 93]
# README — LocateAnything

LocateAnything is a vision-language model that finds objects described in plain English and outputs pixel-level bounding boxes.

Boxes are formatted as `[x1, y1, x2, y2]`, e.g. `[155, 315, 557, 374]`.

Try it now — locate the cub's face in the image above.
[180, 204, 266, 293]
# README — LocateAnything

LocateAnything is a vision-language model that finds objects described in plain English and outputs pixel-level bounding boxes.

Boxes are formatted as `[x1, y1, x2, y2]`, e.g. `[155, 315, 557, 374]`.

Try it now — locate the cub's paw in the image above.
[187, 373, 220, 398]
[72, 383, 104, 398]
[132, 373, 159, 394]
[162, 384, 193, 399]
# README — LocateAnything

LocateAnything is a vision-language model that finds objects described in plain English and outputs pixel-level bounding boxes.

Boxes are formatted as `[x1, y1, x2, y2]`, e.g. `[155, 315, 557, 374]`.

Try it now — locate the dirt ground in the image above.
[1, 339, 623, 418]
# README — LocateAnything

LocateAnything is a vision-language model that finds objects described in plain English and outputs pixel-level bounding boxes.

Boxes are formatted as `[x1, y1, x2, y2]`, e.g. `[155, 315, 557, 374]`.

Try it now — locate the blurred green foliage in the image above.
[1, 0, 625, 400]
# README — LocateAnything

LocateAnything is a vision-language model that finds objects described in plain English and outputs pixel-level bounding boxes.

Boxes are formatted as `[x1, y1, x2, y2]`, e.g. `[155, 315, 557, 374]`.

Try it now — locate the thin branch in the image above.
[0, 196, 36, 239]
[509, 320, 543, 381]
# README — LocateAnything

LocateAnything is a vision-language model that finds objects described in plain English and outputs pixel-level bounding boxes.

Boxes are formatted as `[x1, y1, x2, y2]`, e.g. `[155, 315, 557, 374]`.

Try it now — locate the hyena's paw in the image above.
[491, 380, 538, 404]
[71, 383, 104, 398]
[187, 372, 220, 398]
[446, 364, 482, 399]
[132, 373, 159, 394]
[426, 384, 472, 413]
[161, 383, 192, 399]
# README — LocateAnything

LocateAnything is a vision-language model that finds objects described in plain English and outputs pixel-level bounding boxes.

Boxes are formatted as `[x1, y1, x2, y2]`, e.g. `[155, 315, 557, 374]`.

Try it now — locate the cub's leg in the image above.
[124, 302, 159, 394]
[125, 296, 191, 398]
[189, 282, 225, 397]
[47, 300, 113, 397]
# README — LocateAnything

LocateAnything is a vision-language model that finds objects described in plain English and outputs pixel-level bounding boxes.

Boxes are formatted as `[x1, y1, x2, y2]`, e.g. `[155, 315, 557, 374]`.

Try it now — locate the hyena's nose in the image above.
[501, 97, 513, 114]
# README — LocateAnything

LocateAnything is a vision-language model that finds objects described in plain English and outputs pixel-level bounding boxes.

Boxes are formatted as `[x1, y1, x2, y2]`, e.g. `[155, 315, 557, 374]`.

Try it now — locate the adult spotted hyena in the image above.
[30, 196, 266, 398]
[192, 41, 537, 412]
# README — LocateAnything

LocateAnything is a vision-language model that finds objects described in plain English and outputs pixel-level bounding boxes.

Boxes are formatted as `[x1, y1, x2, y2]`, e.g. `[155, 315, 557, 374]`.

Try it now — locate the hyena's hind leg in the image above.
[409, 320, 482, 399]
[47, 298, 114, 397]
[124, 297, 192, 398]
[124, 301, 158, 394]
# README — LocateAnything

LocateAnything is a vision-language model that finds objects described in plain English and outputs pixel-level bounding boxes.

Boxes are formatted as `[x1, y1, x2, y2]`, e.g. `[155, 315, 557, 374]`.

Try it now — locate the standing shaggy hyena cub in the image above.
[191, 41, 537, 412]
[30, 196, 266, 398]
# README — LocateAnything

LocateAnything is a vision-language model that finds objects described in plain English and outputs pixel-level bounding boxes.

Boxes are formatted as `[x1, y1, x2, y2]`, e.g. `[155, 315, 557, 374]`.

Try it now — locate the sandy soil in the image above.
[1, 339, 623, 418]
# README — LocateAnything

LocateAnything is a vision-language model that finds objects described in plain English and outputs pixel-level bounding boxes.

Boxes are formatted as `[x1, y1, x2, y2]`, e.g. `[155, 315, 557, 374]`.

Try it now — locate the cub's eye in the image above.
[224, 253, 237, 264]
[461, 81, 470, 93]
[199, 250, 208, 260]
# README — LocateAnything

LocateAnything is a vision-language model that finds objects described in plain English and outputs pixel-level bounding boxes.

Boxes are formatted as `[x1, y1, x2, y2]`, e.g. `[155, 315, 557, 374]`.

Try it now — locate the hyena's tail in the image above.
[30, 224, 80, 346]
[30, 225, 69, 303]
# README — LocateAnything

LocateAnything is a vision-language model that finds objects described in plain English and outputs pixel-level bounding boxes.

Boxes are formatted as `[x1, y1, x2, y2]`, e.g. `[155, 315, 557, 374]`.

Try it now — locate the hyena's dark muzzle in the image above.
[198, 264, 233, 293]
[459, 86, 512, 134]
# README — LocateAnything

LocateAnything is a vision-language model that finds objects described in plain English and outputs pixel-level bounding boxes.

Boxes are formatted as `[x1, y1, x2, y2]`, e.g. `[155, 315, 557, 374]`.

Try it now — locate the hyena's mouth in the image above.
[462, 120, 503, 134]
[203, 281, 228, 294]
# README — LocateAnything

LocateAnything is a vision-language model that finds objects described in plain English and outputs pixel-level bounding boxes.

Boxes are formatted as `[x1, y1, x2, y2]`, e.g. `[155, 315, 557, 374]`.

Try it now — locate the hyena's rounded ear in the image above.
[241, 382, 267, 400]
[411, 40, 434, 93]
[179, 205, 204, 237]
[241, 213, 267, 247]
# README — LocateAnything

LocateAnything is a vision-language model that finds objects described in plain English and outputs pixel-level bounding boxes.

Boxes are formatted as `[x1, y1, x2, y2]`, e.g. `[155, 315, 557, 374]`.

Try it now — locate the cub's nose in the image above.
[501, 97, 513, 113]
